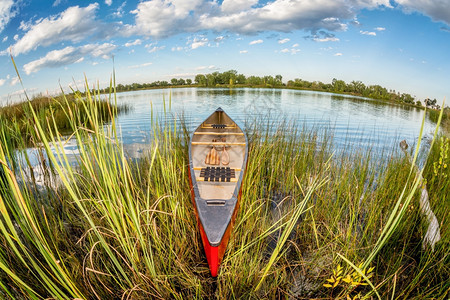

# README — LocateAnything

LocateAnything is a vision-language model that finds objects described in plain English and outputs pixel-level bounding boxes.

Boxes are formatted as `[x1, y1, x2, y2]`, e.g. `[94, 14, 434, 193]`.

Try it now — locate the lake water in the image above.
[113, 88, 436, 158]
[22, 87, 437, 186]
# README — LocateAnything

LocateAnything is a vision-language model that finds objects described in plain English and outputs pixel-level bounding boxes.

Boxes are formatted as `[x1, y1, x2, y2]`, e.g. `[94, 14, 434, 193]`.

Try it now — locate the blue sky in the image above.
[0, 0, 449, 105]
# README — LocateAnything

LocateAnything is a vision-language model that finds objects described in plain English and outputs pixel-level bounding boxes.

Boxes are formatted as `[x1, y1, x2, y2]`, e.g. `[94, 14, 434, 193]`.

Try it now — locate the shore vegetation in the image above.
[0, 81, 448, 299]
[90, 70, 449, 111]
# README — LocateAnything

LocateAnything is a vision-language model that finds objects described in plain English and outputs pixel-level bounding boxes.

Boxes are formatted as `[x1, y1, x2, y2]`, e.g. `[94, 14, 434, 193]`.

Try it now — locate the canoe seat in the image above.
[199, 167, 236, 182]
[212, 124, 227, 128]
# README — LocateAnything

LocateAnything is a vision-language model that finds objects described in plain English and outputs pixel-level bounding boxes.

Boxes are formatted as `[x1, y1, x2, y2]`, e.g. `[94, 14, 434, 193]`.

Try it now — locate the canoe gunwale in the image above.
[188, 108, 248, 247]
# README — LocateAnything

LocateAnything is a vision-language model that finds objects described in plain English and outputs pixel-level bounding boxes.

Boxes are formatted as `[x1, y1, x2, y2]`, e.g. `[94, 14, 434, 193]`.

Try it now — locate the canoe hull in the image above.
[188, 108, 247, 276]
[188, 167, 242, 276]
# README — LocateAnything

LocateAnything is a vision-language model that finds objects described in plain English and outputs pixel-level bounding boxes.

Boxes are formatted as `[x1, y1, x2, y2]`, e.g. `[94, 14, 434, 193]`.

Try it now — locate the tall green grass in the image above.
[0, 84, 448, 299]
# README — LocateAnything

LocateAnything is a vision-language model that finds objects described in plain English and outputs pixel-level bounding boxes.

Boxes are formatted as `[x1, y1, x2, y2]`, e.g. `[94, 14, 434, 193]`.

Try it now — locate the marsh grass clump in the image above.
[0, 84, 448, 299]
[0, 92, 129, 149]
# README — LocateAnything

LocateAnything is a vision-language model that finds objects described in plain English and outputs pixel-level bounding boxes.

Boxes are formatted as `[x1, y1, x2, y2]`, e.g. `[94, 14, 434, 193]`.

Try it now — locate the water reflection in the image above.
[112, 87, 436, 154]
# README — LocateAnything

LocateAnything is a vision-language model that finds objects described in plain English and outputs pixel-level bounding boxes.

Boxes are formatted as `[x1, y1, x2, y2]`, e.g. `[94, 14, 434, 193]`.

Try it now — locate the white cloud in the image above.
[334, 52, 343, 56]
[128, 0, 394, 39]
[113, 1, 126, 18]
[23, 43, 117, 74]
[196, 65, 218, 71]
[53, 0, 62, 7]
[249, 39, 263, 45]
[278, 38, 290, 44]
[215, 35, 225, 42]
[2, 36, 7, 42]
[314, 37, 339, 42]
[280, 48, 300, 54]
[375, 27, 385, 31]
[188, 36, 209, 49]
[221, 0, 258, 13]
[145, 44, 166, 53]
[129, 62, 153, 68]
[360, 30, 376, 36]
[396, 0, 450, 25]
[0, 0, 17, 33]
[13, 34, 18, 41]
[239, 50, 248, 54]
[131, 0, 205, 38]
[105, 0, 113, 6]
[172, 46, 184, 51]
[10, 76, 20, 86]
[10, 4, 120, 56]
[124, 39, 142, 47]
[0, 78, 5, 86]
[292, 43, 299, 47]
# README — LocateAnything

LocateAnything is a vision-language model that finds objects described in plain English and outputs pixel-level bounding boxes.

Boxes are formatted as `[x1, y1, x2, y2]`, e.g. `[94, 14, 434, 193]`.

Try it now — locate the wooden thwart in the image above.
[191, 142, 246, 146]
[194, 167, 241, 171]
[194, 132, 244, 136]
[201, 123, 237, 129]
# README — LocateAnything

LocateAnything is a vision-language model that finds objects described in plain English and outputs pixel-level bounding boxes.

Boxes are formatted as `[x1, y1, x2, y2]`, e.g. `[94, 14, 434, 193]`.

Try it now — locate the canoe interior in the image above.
[190, 110, 246, 201]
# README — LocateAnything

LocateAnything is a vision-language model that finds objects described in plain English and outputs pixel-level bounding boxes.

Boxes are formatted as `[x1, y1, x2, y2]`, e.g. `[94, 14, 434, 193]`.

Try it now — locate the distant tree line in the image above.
[286, 78, 421, 106]
[95, 69, 447, 109]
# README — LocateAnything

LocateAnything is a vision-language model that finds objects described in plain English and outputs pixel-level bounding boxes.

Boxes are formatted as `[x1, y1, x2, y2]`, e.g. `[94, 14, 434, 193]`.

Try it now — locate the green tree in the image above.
[332, 78, 346, 93]
[195, 74, 207, 86]
[275, 75, 283, 86]
[236, 74, 246, 84]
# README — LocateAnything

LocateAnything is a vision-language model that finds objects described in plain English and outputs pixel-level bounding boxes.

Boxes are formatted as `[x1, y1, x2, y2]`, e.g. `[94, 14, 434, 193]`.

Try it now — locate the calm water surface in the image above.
[113, 88, 436, 158]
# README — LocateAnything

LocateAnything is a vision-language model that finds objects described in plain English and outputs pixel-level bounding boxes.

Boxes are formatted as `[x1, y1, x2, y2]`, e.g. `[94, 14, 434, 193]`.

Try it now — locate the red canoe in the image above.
[188, 107, 248, 277]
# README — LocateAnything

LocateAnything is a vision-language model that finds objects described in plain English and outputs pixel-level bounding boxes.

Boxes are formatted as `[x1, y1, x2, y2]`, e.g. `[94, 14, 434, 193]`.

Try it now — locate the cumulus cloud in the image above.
[147, 45, 166, 52]
[128, 0, 395, 39]
[124, 39, 142, 47]
[334, 52, 343, 56]
[221, 0, 258, 13]
[10, 76, 20, 86]
[249, 39, 263, 45]
[278, 38, 290, 44]
[280, 47, 300, 54]
[0, 0, 17, 33]
[215, 35, 225, 42]
[239, 50, 248, 54]
[113, 1, 127, 18]
[23, 43, 116, 74]
[2, 36, 7, 42]
[196, 65, 218, 70]
[189, 37, 209, 49]
[0, 78, 5, 86]
[314, 37, 339, 42]
[396, 0, 450, 25]
[105, 0, 113, 6]
[10, 4, 120, 56]
[375, 27, 385, 31]
[131, 0, 205, 38]
[360, 30, 376, 36]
